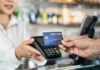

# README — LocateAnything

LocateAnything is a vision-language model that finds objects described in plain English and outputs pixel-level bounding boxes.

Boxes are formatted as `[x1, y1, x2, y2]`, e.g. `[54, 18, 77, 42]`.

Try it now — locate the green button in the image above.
[57, 52, 61, 55]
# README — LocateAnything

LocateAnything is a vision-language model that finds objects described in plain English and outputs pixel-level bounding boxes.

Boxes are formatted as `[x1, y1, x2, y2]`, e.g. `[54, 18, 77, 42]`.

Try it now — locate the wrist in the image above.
[15, 47, 22, 60]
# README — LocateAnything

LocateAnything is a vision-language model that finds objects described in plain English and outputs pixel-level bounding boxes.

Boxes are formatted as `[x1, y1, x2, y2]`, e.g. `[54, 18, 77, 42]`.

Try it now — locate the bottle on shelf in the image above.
[41, 10, 48, 25]
[52, 13, 58, 24]
[36, 7, 41, 24]
[48, 12, 53, 24]
[29, 7, 36, 24]
[57, 14, 62, 25]
[62, 4, 69, 25]
[52, 8, 58, 24]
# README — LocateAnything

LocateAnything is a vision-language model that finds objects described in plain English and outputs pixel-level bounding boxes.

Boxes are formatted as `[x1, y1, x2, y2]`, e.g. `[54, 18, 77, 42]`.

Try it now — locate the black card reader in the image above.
[30, 36, 61, 60]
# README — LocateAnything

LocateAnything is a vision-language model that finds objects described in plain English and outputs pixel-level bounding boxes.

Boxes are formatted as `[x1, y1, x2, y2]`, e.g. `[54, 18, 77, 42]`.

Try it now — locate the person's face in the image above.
[0, 0, 18, 15]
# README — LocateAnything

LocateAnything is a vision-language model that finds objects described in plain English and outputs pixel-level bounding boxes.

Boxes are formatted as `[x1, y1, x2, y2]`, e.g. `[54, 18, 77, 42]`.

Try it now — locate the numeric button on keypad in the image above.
[50, 48, 55, 54]
[47, 49, 52, 54]
[44, 49, 50, 55]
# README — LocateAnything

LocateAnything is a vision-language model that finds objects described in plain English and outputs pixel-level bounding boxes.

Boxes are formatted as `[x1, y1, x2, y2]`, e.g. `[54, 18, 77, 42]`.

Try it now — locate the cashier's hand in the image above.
[15, 39, 45, 61]
[59, 36, 100, 58]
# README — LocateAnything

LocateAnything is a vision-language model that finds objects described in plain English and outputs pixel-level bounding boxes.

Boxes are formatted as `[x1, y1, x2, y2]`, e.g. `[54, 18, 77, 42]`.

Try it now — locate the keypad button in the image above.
[54, 48, 61, 55]
[51, 48, 56, 54]
[48, 49, 53, 54]
[49, 48, 53, 53]
[44, 49, 53, 56]
[57, 52, 61, 55]
[44, 49, 50, 55]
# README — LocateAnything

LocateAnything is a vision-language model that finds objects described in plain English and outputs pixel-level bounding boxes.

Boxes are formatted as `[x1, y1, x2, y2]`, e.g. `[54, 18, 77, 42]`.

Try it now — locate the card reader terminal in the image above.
[30, 36, 61, 60]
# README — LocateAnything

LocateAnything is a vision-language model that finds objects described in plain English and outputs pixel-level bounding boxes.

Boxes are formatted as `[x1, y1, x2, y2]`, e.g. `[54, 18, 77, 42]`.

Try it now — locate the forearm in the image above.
[15, 46, 23, 60]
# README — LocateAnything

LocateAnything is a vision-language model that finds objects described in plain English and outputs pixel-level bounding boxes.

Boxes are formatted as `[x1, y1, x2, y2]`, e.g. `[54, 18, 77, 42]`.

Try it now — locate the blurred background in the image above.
[15, 0, 100, 70]
[15, 0, 100, 38]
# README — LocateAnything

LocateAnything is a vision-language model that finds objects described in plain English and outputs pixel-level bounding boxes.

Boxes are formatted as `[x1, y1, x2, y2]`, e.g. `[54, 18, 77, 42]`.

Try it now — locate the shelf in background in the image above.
[29, 24, 80, 27]
[29, 23, 100, 27]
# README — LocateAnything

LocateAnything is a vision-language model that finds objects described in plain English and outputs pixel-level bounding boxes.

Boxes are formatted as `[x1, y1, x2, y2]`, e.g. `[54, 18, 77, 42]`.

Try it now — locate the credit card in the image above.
[43, 32, 63, 46]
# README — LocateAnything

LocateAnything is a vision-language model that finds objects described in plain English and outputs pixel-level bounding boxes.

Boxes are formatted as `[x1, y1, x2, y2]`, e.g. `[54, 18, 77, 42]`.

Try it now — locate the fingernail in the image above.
[62, 40, 65, 44]
[31, 38, 34, 40]
[42, 57, 45, 60]
[30, 39, 34, 42]
[61, 40, 63, 43]
[58, 45, 61, 47]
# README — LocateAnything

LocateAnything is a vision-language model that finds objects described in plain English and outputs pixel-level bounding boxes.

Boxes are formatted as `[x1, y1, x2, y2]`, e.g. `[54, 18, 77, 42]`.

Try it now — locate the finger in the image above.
[59, 45, 68, 51]
[63, 36, 78, 42]
[68, 48, 79, 55]
[59, 45, 64, 49]
[59, 45, 70, 52]
[24, 39, 34, 45]
[26, 52, 33, 58]
[62, 41, 75, 48]
[63, 36, 86, 42]
[63, 37, 73, 42]
[32, 54, 45, 61]
[62, 47, 67, 51]
[26, 45, 41, 55]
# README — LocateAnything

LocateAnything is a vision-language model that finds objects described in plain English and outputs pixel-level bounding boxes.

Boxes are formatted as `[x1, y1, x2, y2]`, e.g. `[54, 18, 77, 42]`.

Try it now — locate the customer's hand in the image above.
[59, 36, 100, 58]
[15, 39, 44, 61]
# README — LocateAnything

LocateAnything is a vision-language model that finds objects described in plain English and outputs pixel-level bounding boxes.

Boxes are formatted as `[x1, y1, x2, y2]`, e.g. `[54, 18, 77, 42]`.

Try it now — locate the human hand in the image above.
[59, 36, 100, 58]
[15, 39, 45, 61]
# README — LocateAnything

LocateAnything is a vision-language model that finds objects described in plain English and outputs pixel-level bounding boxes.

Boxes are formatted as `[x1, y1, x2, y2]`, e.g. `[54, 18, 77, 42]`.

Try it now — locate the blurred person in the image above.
[59, 36, 100, 58]
[0, 0, 46, 70]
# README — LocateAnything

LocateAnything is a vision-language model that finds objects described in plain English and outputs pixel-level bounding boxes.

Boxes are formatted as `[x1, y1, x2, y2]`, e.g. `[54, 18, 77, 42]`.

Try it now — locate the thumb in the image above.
[24, 39, 34, 45]
[62, 40, 75, 48]
[63, 36, 77, 42]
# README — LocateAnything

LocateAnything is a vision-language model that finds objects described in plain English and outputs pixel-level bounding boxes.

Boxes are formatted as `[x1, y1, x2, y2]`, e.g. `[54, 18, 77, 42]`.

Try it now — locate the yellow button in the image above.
[45, 36, 48, 39]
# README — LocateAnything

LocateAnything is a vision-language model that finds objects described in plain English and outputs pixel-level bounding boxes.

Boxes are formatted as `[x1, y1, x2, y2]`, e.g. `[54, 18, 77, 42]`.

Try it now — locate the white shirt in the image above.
[0, 15, 46, 70]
